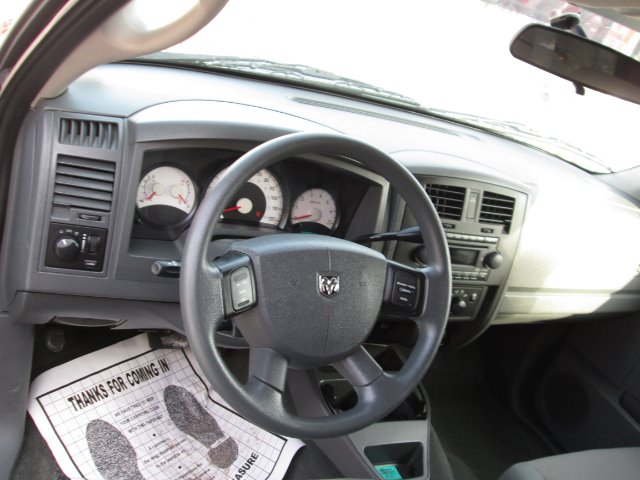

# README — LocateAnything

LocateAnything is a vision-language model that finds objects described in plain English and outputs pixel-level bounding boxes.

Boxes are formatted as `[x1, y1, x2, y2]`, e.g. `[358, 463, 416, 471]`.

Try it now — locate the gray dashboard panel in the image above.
[2, 62, 639, 327]
[1, 98, 390, 331]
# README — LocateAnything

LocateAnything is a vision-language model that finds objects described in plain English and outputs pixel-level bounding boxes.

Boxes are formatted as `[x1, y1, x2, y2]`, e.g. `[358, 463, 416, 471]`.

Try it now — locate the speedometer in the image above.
[208, 168, 283, 226]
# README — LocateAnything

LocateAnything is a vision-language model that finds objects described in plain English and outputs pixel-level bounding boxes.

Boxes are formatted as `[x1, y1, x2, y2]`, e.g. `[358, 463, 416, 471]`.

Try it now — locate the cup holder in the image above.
[365, 442, 424, 479]
[319, 344, 428, 421]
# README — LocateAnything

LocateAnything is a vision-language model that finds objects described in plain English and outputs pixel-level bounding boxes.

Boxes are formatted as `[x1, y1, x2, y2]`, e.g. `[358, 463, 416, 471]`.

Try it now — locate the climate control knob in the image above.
[54, 235, 80, 261]
[450, 296, 467, 316]
[483, 251, 504, 270]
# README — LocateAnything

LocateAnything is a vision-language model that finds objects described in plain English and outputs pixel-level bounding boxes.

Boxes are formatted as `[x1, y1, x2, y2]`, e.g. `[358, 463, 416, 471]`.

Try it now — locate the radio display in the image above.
[450, 248, 478, 266]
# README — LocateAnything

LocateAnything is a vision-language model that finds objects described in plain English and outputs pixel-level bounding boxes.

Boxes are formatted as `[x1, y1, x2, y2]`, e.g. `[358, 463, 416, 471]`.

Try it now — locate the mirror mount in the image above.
[550, 13, 588, 39]
[549, 13, 587, 95]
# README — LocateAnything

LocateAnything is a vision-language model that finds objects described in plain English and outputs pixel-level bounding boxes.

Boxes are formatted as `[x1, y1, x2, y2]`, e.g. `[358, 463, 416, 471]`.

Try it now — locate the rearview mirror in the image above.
[510, 24, 640, 105]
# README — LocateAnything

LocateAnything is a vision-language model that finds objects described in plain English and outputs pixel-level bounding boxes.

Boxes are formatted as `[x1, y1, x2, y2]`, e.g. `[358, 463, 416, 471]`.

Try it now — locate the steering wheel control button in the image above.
[391, 270, 419, 310]
[230, 267, 255, 311]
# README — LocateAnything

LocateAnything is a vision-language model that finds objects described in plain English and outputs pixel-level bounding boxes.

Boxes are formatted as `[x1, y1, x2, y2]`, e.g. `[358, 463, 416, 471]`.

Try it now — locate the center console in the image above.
[289, 345, 434, 480]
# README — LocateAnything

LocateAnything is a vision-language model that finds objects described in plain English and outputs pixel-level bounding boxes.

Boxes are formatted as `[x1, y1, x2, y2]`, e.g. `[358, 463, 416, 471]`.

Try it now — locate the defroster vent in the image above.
[479, 191, 515, 233]
[59, 118, 118, 150]
[53, 156, 115, 213]
[425, 184, 466, 220]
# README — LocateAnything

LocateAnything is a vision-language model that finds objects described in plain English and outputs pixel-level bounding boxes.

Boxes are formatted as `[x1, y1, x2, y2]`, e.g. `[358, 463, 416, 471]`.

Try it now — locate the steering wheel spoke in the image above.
[242, 348, 290, 420]
[333, 346, 383, 387]
[247, 347, 289, 393]
[381, 259, 428, 318]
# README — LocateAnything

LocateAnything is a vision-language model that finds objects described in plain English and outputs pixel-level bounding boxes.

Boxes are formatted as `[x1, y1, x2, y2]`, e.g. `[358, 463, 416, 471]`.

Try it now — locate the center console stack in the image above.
[394, 176, 527, 324]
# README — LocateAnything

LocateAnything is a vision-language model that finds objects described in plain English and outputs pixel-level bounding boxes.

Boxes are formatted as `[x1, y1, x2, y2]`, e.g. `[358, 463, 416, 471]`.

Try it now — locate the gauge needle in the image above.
[145, 192, 156, 201]
[224, 205, 241, 213]
[179, 194, 187, 205]
[293, 214, 313, 221]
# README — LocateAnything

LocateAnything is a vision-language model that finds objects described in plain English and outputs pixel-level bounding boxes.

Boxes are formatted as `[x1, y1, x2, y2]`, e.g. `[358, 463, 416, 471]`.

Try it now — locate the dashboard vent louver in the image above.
[59, 118, 118, 150]
[53, 156, 115, 212]
[425, 184, 466, 220]
[479, 191, 515, 233]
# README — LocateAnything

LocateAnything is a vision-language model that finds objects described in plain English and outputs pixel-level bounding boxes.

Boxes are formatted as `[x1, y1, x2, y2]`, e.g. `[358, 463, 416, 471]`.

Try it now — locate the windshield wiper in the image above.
[425, 108, 612, 173]
[133, 52, 422, 109]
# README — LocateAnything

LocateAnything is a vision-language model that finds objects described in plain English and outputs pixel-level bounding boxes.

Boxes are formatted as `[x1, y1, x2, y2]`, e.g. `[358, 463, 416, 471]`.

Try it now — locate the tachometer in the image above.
[290, 188, 337, 234]
[208, 168, 283, 226]
[136, 166, 196, 227]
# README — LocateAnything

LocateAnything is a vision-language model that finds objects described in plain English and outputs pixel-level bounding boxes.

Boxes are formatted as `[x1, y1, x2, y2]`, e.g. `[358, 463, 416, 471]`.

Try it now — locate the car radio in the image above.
[393, 176, 527, 324]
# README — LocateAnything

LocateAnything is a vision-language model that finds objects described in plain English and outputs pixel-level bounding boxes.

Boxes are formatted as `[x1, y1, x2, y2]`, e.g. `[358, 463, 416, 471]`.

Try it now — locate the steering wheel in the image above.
[180, 132, 451, 438]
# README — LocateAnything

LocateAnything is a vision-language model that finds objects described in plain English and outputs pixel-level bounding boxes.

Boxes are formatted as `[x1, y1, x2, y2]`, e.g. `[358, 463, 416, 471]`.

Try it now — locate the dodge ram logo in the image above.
[318, 275, 340, 297]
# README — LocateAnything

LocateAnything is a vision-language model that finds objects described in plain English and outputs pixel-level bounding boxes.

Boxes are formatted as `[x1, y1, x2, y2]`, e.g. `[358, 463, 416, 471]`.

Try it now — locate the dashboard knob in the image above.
[86, 234, 101, 254]
[54, 235, 80, 261]
[450, 296, 467, 316]
[483, 251, 504, 270]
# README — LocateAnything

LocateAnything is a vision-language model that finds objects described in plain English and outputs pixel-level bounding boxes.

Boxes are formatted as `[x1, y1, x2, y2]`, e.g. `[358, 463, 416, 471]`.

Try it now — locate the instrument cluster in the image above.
[132, 148, 368, 240]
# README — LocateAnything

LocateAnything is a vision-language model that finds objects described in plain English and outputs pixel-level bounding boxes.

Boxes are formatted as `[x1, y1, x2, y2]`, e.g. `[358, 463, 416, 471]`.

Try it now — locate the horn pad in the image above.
[231, 234, 387, 368]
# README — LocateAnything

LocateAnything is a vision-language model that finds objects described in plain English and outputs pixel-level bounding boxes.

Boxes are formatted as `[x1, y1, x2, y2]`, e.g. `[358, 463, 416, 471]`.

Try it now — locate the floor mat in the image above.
[27, 334, 303, 480]
[424, 344, 550, 480]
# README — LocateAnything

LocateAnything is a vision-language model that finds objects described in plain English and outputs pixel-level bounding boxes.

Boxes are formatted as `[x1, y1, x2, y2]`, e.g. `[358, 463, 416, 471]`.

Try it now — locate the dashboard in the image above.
[1, 62, 640, 346]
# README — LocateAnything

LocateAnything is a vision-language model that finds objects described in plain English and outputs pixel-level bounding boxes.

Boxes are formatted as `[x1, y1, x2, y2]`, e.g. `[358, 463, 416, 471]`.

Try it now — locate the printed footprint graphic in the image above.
[86, 419, 145, 480]
[164, 385, 239, 469]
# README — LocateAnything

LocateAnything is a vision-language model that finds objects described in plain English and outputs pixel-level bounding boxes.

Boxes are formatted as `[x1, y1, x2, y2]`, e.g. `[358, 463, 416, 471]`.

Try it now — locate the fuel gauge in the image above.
[136, 166, 196, 228]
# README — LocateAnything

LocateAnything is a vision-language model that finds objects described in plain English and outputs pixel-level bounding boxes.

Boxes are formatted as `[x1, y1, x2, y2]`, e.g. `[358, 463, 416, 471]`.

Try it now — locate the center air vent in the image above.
[479, 191, 515, 233]
[59, 118, 118, 150]
[425, 184, 466, 221]
[53, 156, 115, 213]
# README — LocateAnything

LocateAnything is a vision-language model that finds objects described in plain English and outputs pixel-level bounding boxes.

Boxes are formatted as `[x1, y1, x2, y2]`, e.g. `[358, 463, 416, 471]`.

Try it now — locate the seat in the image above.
[498, 447, 640, 480]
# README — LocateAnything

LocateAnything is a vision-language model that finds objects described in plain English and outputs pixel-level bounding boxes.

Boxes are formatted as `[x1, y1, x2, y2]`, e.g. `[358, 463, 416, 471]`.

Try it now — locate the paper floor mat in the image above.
[28, 334, 303, 480]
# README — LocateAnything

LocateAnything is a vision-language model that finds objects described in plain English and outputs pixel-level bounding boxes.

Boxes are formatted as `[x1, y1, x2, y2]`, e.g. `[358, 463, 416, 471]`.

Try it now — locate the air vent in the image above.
[59, 118, 118, 150]
[479, 191, 515, 233]
[425, 184, 466, 220]
[53, 156, 115, 212]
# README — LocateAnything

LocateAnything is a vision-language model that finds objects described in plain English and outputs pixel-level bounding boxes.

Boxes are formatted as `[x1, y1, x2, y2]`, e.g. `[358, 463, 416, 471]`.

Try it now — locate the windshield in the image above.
[140, 0, 640, 173]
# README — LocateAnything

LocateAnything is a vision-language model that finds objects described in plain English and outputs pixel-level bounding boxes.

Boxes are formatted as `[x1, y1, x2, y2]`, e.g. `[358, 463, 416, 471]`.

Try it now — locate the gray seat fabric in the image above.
[498, 447, 640, 480]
